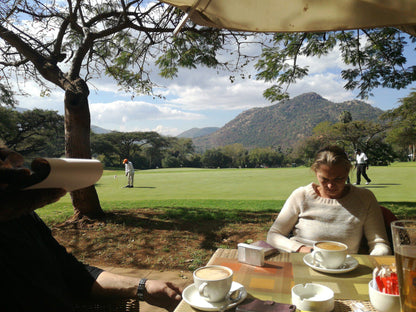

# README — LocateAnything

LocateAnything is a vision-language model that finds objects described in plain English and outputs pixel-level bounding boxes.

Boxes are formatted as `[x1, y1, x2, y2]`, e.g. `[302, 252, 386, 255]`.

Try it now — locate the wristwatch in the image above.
[137, 278, 148, 301]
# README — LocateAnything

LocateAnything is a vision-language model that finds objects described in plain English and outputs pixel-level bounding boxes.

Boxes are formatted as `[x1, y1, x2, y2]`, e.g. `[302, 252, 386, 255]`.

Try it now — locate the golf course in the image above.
[37, 162, 416, 270]
[39, 162, 416, 223]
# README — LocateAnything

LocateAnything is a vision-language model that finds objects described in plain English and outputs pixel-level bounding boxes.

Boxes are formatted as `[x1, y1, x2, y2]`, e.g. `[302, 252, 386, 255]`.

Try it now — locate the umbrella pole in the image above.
[173, 0, 203, 36]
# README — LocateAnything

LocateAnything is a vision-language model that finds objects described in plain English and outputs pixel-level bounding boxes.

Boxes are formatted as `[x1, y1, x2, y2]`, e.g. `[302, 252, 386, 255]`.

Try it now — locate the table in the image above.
[174, 248, 395, 312]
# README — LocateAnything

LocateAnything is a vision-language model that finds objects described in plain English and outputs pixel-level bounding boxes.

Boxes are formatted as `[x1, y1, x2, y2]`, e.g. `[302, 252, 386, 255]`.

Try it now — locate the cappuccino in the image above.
[312, 241, 348, 269]
[195, 266, 231, 280]
[194, 265, 233, 302]
[315, 242, 346, 251]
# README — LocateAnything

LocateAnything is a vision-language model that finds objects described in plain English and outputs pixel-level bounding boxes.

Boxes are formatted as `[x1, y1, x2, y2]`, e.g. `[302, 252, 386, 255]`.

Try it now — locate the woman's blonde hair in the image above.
[311, 145, 352, 173]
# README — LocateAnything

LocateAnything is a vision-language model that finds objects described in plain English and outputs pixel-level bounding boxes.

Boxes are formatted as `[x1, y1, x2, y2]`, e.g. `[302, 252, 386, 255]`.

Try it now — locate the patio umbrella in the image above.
[161, 0, 416, 36]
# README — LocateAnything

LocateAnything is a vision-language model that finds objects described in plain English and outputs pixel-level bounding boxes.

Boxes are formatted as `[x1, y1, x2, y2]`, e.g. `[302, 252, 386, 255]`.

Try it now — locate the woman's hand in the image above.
[297, 245, 314, 253]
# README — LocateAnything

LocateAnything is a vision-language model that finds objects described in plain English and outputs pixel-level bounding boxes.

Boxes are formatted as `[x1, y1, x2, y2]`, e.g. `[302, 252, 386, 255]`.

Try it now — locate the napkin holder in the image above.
[238, 243, 264, 266]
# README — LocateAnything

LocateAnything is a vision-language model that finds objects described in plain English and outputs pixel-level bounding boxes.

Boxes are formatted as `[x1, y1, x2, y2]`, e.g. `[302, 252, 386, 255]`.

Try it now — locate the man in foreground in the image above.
[0, 146, 182, 311]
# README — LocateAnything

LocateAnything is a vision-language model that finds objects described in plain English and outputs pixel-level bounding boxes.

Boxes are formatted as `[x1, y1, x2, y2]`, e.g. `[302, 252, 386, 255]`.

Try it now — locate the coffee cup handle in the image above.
[198, 282, 209, 299]
[312, 250, 323, 266]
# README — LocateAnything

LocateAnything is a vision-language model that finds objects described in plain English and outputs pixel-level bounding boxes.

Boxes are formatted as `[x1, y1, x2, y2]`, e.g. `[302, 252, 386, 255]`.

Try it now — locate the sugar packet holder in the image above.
[238, 243, 265, 266]
[372, 265, 399, 295]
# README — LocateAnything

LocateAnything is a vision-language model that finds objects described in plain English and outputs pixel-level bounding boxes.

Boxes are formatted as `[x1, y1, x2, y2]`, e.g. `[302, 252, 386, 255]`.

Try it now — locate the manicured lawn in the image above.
[38, 162, 416, 223]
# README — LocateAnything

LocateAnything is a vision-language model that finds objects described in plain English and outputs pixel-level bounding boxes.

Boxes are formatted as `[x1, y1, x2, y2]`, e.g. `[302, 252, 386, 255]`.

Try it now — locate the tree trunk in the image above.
[64, 78, 105, 220]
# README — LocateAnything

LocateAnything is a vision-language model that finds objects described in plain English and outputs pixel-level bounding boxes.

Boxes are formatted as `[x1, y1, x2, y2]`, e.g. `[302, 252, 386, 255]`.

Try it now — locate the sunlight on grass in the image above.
[37, 164, 416, 223]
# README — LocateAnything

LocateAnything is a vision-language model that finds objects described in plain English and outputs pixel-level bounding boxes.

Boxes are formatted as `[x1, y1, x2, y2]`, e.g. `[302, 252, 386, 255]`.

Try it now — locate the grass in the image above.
[36, 162, 416, 270]
[39, 162, 416, 222]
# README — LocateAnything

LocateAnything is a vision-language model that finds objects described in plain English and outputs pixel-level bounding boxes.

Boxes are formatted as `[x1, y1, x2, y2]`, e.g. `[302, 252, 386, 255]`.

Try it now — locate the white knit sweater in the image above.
[267, 183, 391, 255]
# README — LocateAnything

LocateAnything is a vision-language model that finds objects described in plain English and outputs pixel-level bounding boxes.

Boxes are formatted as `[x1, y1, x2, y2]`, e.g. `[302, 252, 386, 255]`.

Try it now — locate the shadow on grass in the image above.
[51, 203, 416, 270]
[103, 207, 277, 250]
[134, 186, 156, 189]
[52, 207, 279, 269]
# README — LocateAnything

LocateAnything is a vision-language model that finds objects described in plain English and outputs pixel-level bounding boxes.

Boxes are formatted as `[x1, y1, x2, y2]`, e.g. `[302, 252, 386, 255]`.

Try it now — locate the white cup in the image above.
[312, 241, 348, 269]
[193, 265, 233, 302]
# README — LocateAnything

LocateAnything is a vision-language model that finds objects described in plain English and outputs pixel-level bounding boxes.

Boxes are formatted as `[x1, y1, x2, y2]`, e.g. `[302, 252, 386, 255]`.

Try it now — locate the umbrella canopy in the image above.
[162, 0, 416, 35]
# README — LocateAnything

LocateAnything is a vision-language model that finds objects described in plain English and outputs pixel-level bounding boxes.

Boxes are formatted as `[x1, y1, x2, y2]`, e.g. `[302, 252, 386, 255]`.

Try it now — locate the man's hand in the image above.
[0, 148, 66, 221]
[144, 280, 183, 312]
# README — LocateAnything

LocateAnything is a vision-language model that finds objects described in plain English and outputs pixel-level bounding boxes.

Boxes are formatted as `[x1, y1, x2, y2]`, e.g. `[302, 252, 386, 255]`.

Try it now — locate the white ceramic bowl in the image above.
[368, 280, 400, 312]
[291, 283, 334, 312]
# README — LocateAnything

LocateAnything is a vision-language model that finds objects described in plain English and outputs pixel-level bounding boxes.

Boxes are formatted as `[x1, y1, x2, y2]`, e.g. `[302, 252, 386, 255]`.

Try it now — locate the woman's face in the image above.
[315, 164, 349, 199]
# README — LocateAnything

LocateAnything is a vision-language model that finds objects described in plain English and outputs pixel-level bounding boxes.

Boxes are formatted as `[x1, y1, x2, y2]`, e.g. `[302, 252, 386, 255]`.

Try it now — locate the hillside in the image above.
[91, 125, 112, 134]
[177, 127, 219, 138]
[192, 92, 384, 151]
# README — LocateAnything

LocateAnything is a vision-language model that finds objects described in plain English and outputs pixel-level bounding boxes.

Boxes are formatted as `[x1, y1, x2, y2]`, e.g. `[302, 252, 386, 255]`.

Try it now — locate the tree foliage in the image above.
[0, 83, 17, 107]
[201, 149, 232, 168]
[308, 112, 393, 164]
[162, 137, 196, 167]
[255, 29, 416, 101]
[0, 107, 64, 158]
[381, 90, 416, 160]
[91, 131, 170, 168]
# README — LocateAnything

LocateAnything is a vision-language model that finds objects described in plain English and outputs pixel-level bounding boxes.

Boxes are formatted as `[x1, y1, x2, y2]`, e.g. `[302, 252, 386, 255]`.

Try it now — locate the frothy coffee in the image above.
[195, 267, 231, 280]
[315, 242, 346, 251]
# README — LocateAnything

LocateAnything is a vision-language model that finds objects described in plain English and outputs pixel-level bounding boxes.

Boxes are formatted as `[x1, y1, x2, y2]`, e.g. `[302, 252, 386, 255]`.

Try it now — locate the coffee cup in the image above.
[312, 241, 348, 269]
[193, 265, 233, 302]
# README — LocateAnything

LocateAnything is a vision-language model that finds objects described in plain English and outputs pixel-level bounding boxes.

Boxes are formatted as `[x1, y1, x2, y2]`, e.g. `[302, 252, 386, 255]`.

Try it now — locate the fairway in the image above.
[55, 163, 416, 202]
[39, 162, 416, 222]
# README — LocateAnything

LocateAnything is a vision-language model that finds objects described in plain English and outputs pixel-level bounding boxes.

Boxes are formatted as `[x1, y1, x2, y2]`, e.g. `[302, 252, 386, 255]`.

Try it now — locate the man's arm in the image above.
[92, 271, 183, 311]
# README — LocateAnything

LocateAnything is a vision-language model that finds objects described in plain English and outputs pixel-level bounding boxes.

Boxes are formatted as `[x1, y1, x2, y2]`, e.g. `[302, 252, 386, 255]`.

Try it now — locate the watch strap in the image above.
[137, 278, 148, 301]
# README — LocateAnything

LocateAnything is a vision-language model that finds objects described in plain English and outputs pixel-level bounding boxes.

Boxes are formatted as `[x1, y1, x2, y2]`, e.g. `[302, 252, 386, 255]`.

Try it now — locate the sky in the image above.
[14, 37, 416, 137]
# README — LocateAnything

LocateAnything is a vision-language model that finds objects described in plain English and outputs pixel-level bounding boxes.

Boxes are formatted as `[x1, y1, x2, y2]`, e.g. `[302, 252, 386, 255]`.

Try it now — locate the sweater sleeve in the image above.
[362, 194, 391, 255]
[267, 187, 305, 252]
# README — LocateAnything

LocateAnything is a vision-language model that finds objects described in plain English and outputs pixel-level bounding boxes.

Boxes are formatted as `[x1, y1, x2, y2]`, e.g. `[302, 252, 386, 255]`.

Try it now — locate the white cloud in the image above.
[15, 81, 65, 113]
[160, 69, 271, 111]
[90, 100, 203, 125]
[298, 45, 348, 74]
[152, 125, 181, 136]
[289, 73, 354, 102]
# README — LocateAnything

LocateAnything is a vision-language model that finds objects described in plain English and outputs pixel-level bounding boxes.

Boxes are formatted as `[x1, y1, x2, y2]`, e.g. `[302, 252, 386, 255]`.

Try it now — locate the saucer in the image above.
[303, 254, 359, 274]
[182, 281, 247, 311]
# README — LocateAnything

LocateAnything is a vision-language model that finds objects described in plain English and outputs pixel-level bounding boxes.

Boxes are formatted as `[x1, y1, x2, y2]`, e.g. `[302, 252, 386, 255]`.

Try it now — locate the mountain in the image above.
[91, 125, 112, 134]
[192, 92, 384, 151]
[177, 127, 220, 138]
[14, 107, 28, 113]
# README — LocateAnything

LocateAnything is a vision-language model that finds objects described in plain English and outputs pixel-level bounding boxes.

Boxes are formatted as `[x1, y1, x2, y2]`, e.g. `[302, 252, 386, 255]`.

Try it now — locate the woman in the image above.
[267, 145, 391, 255]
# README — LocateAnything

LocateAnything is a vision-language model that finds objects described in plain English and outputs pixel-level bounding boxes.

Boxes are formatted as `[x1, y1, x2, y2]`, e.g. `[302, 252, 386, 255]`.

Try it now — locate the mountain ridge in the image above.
[177, 127, 219, 139]
[191, 92, 384, 151]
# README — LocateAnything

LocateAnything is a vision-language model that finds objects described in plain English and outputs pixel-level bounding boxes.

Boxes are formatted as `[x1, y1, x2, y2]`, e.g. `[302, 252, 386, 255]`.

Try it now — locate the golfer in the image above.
[123, 158, 134, 188]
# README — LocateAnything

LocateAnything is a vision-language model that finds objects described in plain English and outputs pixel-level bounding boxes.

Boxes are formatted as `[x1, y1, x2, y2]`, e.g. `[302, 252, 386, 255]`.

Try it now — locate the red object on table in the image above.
[375, 273, 399, 295]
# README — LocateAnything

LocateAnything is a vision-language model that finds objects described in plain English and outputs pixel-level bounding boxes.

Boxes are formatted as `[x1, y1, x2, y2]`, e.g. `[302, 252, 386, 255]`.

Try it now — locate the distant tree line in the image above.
[1, 91, 415, 168]
[0, 107, 65, 162]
